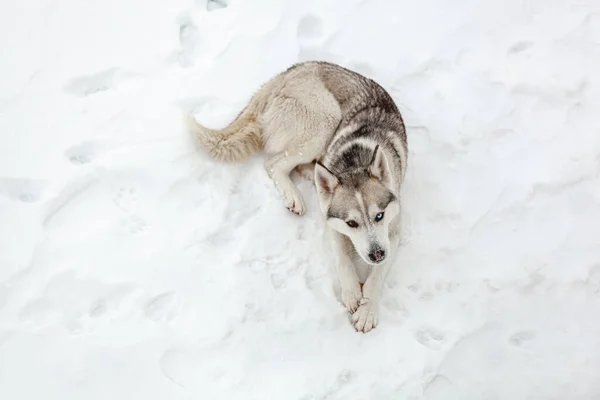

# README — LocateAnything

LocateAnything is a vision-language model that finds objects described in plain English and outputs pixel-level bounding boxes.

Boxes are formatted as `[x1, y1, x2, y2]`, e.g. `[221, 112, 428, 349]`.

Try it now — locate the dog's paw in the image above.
[352, 298, 378, 333]
[283, 189, 305, 216]
[341, 283, 362, 313]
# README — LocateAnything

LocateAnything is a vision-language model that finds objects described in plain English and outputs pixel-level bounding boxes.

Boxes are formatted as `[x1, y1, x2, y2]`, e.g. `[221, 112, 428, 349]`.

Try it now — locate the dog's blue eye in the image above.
[375, 212, 384, 222]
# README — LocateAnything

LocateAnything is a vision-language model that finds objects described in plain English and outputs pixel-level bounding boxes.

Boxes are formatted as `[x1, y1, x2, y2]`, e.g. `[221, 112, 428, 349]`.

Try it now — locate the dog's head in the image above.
[315, 145, 399, 265]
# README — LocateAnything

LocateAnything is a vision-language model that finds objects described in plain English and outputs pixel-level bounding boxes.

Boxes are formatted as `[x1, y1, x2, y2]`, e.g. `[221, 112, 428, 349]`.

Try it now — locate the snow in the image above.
[1, 0, 600, 398]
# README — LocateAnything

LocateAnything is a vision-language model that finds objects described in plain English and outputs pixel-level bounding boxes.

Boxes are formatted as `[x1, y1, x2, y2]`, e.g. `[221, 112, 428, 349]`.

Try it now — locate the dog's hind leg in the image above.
[265, 152, 314, 215]
[264, 124, 333, 215]
[260, 74, 341, 215]
[294, 162, 316, 181]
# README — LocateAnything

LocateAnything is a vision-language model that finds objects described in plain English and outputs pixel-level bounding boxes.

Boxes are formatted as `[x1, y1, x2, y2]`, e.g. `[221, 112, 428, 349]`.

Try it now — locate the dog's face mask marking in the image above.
[315, 146, 399, 265]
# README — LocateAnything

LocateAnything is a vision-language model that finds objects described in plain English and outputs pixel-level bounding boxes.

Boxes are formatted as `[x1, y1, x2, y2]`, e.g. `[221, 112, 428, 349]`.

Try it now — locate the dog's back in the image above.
[313, 61, 408, 189]
[187, 62, 405, 169]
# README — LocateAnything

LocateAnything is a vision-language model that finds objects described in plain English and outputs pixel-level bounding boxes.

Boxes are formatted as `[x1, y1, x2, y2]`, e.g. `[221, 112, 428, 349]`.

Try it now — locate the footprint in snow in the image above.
[176, 13, 202, 68]
[206, 0, 227, 11]
[112, 185, 150, 233]
[120, 214, 149, 234]
[89, 299, 107, 318]
[63, 68, 135, 97]
[145, 292, 177, 322]
[297, 14, 324, 43]
[112, 186, 138, 213]
[415, 327, 446, 350]
[509, 330, 536, 349]
[0, 178, 45, 203]
[297, 14, 331, 61]
[64, 140, 110, 165]
[508, 40, 533, 55]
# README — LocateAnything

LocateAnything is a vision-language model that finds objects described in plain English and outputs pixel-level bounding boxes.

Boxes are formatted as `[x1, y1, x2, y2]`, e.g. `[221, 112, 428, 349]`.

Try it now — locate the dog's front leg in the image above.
[328, 229, 362, 313]
[352, 263, 389, 332]
[352, 234, 400, 333]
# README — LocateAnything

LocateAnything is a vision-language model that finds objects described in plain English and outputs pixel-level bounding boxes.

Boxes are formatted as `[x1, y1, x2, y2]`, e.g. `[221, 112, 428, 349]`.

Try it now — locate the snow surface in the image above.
[1, 0, 600, 398]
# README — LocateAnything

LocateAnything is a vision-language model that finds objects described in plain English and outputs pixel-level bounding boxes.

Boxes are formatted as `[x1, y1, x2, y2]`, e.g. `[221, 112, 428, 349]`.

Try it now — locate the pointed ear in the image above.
[369, 145, 392, 186]
[315, 162, 339, 194]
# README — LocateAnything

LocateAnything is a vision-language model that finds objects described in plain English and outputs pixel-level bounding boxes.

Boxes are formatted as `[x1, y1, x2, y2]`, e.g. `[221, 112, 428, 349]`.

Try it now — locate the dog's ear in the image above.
[315, 162, 339, 194]
[369, 145, 392, 187]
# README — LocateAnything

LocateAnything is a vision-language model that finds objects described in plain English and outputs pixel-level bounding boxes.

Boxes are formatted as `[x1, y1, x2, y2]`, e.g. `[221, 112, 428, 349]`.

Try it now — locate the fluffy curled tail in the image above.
[184, 102, 263, 163]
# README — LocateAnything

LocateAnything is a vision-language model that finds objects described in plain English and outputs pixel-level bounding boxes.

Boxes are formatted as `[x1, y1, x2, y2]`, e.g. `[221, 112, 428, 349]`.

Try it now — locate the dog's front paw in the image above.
[352, 298, 378, 333]
[341, 283, 362, 313]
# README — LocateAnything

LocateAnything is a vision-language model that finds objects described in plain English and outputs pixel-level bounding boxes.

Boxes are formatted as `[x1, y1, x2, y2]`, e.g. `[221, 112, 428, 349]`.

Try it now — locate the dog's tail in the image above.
[184, 95, 264, 163]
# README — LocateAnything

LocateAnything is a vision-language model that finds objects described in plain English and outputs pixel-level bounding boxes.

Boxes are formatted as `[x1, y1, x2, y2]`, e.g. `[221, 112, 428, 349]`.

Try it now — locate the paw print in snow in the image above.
[120, 215, 149, 234]
[113, 186, 138, 213]
[112, 186, 149, 233]
[415, 327, 446, 350]
[509, 331, 536, 349]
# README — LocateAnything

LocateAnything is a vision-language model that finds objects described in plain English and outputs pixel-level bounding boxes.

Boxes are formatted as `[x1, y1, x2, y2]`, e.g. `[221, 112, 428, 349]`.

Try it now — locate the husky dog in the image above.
[185, 61, 407, 332]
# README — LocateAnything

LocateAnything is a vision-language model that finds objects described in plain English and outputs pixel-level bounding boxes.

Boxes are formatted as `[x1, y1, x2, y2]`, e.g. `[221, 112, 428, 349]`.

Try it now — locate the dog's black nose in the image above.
[368, 249, 385, 263]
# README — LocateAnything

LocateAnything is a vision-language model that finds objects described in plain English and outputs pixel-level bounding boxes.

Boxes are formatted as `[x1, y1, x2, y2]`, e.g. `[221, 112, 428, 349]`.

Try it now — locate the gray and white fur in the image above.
[185, 61, 408, 332]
